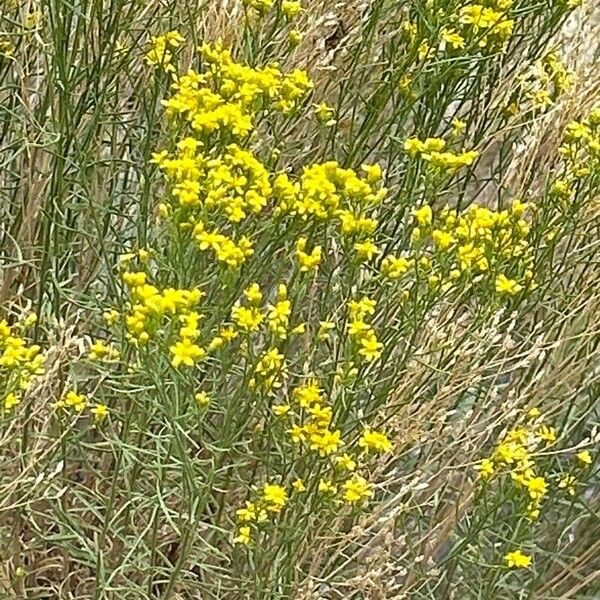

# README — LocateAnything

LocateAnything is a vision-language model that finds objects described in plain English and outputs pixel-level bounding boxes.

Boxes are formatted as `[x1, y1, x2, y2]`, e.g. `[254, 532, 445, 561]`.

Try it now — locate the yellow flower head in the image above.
[358, 428, 393, 453]
[336, 453, 357, 471]
[318, 479, 337, 494]
[232, 306, 264, 332]
[292, 478, 306, 492]
[342, 474, 373, 504]
[296, 237, 322, 272]
[233, 526, 252, 545]
[476, 458, 495, 479]
[262, 483, 288, 513]
[495, 274, 523, 295]
[195, 392, 211, 406]
[576, 450, 592, 465]
[504, 549, 532, 569]
[91, 404, 109, 422]
[170, 339, 206, 367]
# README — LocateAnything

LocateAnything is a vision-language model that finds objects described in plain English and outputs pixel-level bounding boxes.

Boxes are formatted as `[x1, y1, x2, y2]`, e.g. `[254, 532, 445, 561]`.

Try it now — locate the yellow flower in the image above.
[170, 339, 206, 368]
[361, 163, 382, 184]
[54, 390, 87, 412]
[23, 313, 37, 327]
[336, 453, 357, 471]
[451, 118, 467, 134]
[233, 526, 252, 545]
[0, 319, 11, 338]
[292, 478, 306, 492]
[3, 392, 20, 412]
[354, 239, 380, 261]
[309, 428, 343, 456]
[432, 230, 455, 250]
[244, 0, 274, 13]
[441, 28, 465, 50]
[381, 254, 411, 279]
[318, 320, 335, 340]
[308, 404, 332, 426]
[358, 428, 393, 453]
[231, 306, 264, 332]
[291, 323, 306, 335]
[358, 333, 383, 362]
[262, 483, 288, 513]
[476, 458, 495, 479]
[318, 479, 337, 494]
[91, 404, 109, 422]
[495, 274, 523, 295]
[536, 426, 556, 444]
[342, 474, 373, 504]
[145, 31, 185, 72]
[558, 474, 576, 496]
[347, 319, 371, 338]
[576, 450, 592, 465]
[103, 309, 120, 325]
[288, 424, 306, 443]
[314, 103, 336, 126]
[296, 237, 322, 272]
[273, 404, 291, 417]
[422, 137, 446, 152]
[89, 340, 119, 361]
[348, 297, 376, 320]
[504, 549, 532, 569]
[268, 298, 292, 338]
[220, 326, 238, 341]
[495, 441, 530, 465]
[292, 380, 323, 408]
[525, 476, 548, 501]
[413, 205, 433, 227]
[288, 29, 303, 46]
[236, 501, 267, 523]
[195, 392, 211, 406]
[244, 283, 263, 305]
[281, 0, 302, 18]
[208, 336, 224, 351]
[404, 137, 425, 157]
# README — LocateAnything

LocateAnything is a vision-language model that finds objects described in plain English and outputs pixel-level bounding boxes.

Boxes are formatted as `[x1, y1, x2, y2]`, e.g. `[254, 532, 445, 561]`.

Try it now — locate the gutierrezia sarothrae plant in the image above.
[106, 28, 589, 557]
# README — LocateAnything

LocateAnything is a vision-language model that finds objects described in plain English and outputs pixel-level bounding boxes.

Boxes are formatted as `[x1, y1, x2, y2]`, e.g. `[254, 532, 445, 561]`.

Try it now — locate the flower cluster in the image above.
[404, 136, 479, 171]
[274, 161, 386, 224]
[505, 549, 532, 569]
[251, 347, 287, 391]
[1, 313, 44, 413]
[286, 378, 342, 456]
[242, 0, 304, 45]
[152, 42, 313, 269]
[145, 30, 184, 72]
[456, 2, 515, 50]
[382, 198, 536, 299]
[346, 297, 383, 363]
[120, 270, 205, 354]
[163, 41, 312, 133]
[477, 408, 593, 569]
[275, 161, 386, 267]
[508, 52, 573, 114]
[234, 399, 392, 545]
[52, 389, 108, 422]
[476, 410, 557, 519]
[557, 106, 600, 183]
[233, 481, 288, 545]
